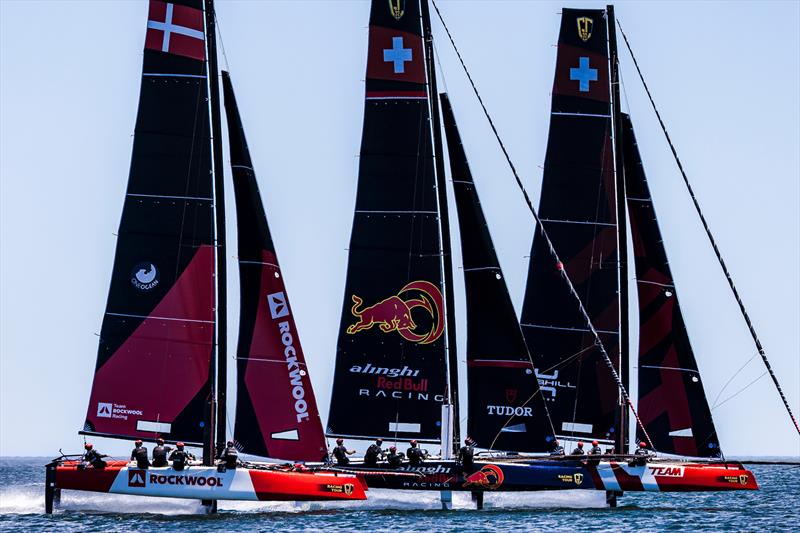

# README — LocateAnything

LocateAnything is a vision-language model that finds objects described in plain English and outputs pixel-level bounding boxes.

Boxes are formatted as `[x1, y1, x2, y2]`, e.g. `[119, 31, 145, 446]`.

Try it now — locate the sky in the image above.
[1, 0, 798, 458]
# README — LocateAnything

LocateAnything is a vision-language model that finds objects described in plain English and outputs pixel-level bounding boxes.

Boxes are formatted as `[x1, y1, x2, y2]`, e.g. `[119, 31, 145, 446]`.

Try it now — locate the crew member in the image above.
[589, 440, 603, 455]
[386, 446, 405, 468]
[457, 437, 475, 472]
[220, 440, 239, 469]
[632, 441, 651, 466]
[407, 440, 428, 467]
[364, 438, 384, 467]
[130, 439, 149, 469]
[82, 443, 107, 469]
[169, 442, 194, 471]
[549, 439, 565, 456]
[151, 438, 171, 467]
[332, 438, 355, 466]
[571, 441, 585, 455]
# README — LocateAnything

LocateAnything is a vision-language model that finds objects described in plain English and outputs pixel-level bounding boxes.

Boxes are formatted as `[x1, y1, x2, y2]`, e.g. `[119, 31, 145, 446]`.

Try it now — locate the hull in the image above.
[52, 461, 367, 502]
[345, 458, 758, 493]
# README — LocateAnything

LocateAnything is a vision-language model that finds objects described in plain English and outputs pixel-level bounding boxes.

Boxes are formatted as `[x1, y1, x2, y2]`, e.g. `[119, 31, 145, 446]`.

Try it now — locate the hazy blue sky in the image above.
[1, 1, 798, 458]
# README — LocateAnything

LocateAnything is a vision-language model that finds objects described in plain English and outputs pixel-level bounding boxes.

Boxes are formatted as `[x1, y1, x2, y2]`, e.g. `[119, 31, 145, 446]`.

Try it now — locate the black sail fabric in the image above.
[520, 8, 621, 445]
[623, 114, 721, 457]
[222, 72, 327, 462]
[327, 0, 447, 442]
[82, 0, 214, 445]
[441, 94, 554, 452]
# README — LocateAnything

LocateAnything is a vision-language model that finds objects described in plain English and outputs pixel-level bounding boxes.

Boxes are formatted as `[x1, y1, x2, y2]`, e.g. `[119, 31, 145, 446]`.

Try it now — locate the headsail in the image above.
[623, 114, 720, 457]
[327, 0, 447, 442]
[83, 0, 214, 445]
[221, 73, 327, 462]
[442, 93, 554, 452]
[520, 8, 621, 446]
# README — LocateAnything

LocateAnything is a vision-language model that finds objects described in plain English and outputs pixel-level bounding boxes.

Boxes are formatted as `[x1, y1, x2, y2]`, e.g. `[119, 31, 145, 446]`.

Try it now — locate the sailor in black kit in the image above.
[220, 440, 239, 469]
[457, 437, 475, 472]
[363, 438, 384, 467]
[385, 446, 405, 468]
[169, 442, 195, 471]
[549, 439, 565, 456]
[632, 441, 652, 466]
[589, 440, 603, 455]
[571, 441, 585, 455]
[151, 438, 171, 467]
[332, 438, 355, 466]
[130, 439, 150, 469]
[406, 440, 428, 467]
[82, 443, 107, 469]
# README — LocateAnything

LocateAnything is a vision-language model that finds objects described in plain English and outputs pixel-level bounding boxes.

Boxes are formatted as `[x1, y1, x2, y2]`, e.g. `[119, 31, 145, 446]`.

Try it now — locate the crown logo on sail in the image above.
[577, 16, 593, 42]
[388, 0, 405, 20]
[347, 280, 444, 345]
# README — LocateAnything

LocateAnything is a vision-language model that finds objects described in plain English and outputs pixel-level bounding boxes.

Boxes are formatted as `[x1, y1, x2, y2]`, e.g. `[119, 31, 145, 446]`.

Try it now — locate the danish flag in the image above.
[144, 1, 205, 61]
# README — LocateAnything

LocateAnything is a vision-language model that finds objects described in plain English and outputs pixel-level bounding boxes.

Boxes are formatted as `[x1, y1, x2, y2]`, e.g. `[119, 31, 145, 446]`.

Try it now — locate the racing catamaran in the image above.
[45, 0, 366, 513]
[325, 0, 781, 507]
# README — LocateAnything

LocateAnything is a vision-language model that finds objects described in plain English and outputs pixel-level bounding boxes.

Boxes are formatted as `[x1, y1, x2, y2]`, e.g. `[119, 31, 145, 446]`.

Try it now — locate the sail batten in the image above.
[83, 0, 214, 445]
[222, 72, 327, 462]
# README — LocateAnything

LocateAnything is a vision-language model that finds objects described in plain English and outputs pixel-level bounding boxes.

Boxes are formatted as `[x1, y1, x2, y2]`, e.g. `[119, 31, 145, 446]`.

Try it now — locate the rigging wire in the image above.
[429, 0, 655, 449]
[617, 21, 800, 437]
[712, 372, 768, 412]
[710, 352, 758, 410]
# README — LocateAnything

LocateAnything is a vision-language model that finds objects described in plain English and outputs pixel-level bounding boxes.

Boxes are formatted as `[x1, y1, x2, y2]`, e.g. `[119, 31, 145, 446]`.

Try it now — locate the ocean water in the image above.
[1, 458, 797, 532]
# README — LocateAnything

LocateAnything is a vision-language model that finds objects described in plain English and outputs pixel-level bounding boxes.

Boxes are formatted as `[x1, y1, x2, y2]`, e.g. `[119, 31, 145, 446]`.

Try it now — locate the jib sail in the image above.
[623, 114, 720, 457]
[83, 0, 214, 445]
[520, 8, 621, 445]
[222, 72, 327, 462]
[442, 93, 554, 452]
[327, 0, 447, 442]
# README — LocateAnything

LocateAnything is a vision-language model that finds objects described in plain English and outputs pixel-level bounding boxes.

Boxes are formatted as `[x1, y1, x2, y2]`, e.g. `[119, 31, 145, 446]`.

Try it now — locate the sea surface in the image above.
[1, 458, 797, 532]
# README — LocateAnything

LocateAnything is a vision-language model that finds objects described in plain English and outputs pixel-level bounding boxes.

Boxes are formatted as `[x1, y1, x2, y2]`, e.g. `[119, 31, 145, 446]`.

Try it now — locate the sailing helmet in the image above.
[157, 438, 165, 445]
[577, 441, 584, 448]
[376, 438, 383, 444]
[84, 443, 93, 449]
[135, 439, 143, 446]
[639, 441, 647, 448]
[410, 440, 418, 446]
[228, 440, 234, 447]
[389, 446, 397, 452]
[176, 442, 185, 449]
[592, 440, 599, 446]
[553, 439, 559, 445]
[336, 438, 344, 444]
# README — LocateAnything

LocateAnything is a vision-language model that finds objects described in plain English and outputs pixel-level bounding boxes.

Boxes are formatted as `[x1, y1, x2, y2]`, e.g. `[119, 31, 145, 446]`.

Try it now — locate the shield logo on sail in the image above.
[577, 16, 593, 42]
[505, 388, 518, 403]
[344, 483, 354, 496]
[388, 0, 405, 20]
[738, 474, 748, 485]
[574, 473, 584, 485]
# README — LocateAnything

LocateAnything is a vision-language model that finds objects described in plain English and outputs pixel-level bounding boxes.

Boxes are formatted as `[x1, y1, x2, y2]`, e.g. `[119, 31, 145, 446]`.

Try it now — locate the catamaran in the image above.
[45, 0, 367, 513]
[323, 0, 799, 507]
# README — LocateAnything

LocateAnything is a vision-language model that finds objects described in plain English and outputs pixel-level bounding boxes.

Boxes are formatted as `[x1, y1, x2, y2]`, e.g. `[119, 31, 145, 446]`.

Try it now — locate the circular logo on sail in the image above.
[131, 262, 159, 291]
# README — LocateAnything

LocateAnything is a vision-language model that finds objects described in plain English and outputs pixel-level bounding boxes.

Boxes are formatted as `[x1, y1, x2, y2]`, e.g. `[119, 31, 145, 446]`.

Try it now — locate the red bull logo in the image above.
[462, 464, 505, 490]
[347, 281, 444, 344]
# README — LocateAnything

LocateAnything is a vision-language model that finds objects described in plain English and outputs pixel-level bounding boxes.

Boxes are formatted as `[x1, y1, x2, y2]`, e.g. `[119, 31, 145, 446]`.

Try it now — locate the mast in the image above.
[420, 0, 460, 455]
[204, 0, 227, 464]
[607, 4, 629, 454]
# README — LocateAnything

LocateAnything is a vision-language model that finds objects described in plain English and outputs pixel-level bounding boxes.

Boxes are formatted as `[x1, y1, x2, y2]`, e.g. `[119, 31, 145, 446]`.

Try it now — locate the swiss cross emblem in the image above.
[144, 1, 205, 61]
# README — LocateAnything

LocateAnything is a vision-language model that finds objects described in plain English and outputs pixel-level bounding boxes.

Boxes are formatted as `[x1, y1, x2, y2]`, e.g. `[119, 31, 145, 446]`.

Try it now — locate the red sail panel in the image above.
[222, 72, 327, 462]
[520, 8, 621, 445]
[623, 114, 720, 457]
[82, 0, 214, 445]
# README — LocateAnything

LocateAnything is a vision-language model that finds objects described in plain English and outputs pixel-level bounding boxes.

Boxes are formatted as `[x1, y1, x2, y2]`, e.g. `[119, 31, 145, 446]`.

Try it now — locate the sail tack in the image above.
[623, 115, 720, 457]
[327, 0, 447, 442]
[83, 0, 214, 445]
[222, 72, 327, 462]
[520, 8, 621, 445]
[442, 94, 554, 452]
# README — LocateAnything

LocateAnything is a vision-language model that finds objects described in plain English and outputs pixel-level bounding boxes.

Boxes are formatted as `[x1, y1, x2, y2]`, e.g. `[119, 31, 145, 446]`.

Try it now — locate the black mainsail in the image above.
[327, 0, 447, 442]
[442, 93, 554, 452]
[83, 0, 214, 445]
[623, 114, 720, 457]
[520, 8, 622, 446]
[222, 72, 327, 462]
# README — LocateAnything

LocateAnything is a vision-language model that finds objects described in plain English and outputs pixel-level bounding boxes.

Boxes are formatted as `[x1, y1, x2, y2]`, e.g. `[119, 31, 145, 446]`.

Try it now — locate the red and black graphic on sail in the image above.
[83, 0, 213, 445]
[442, 94, 554, 452]
[222, 72, 327, 462]
[328, 0, 446, 442]
[520, 9, 621, 445]
[623, 114, 720, 457]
